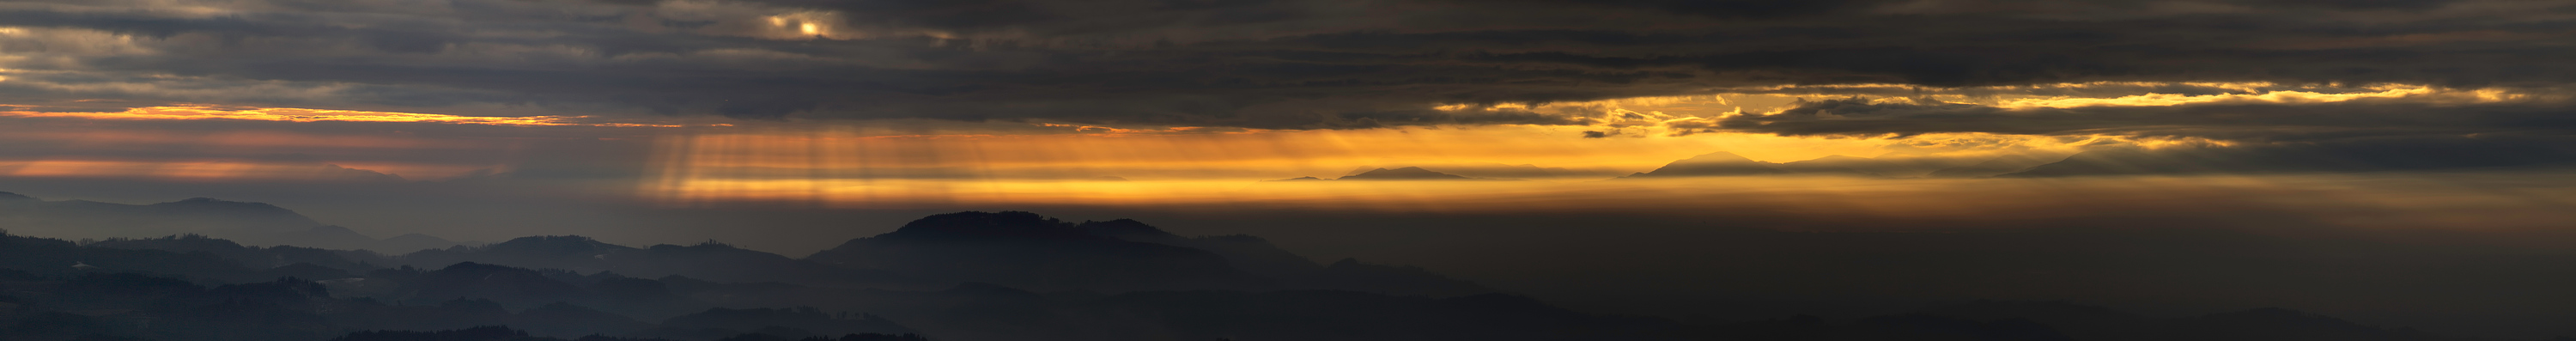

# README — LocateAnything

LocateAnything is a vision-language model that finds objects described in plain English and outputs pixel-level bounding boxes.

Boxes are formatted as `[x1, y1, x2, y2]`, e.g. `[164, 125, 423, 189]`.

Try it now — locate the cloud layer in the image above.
[3, 0, 2574, 130]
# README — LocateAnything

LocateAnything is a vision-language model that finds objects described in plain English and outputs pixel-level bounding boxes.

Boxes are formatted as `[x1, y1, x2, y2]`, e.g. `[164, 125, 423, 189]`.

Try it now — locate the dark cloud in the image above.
[1, 0, 2573, 129]
[1712, 98, 2576, 141]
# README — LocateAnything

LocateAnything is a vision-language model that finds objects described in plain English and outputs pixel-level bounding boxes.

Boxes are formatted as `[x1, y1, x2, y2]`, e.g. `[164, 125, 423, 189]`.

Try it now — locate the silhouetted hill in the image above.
[380, 234, 469, 254]
[404, 236, 638, 274]
[1775, 155, 1893, 176]
[1420, 162, 1632, 179]
[254, 226, 386, 253]
[86, 234, 270, 266]
[806, 211, 1258, 292]
[385, 236, 872, 289]
[0, 193, 467, 253]
[800, 212, 1489, 296]
[83, 234, 380, 271]
[0, 191, 39, 202]
[1338, 167, 1492, 180]
[0, 232, 272, 283]
[0, 196, 322, 241]
[147, 198, 312, 224]
[1621, 151, 1789, 178]
[868, 212, 1096, 241]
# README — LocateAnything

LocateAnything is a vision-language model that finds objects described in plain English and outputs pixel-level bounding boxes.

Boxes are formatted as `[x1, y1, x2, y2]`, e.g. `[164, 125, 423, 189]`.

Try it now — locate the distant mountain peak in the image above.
[0, 192, 33, 202]
[1337, 167, 1479, 180]
[1675, 151, 1759, 163]
[1625, 151, 1789, 178]
[876, 211, 1091, 241]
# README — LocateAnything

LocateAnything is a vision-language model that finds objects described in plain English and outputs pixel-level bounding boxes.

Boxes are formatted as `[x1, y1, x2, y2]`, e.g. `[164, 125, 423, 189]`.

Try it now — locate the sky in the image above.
[4, 0, 2576, 338]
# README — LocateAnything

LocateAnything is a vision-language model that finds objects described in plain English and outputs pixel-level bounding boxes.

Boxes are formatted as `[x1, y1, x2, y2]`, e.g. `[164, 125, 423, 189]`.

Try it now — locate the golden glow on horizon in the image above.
[641, 171, 2576, 233]
[0, 105, 686, 127]
[635, 125, 2138, 206]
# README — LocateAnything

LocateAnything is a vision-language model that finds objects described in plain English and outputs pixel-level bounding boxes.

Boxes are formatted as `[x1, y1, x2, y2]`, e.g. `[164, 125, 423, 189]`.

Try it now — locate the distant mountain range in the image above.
[0, 205, 1607, 341]
[0, 192, 475, 253]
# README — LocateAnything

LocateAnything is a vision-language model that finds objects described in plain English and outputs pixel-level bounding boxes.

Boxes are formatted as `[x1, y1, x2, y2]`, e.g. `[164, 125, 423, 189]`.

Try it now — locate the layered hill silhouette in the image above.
[0, 197, 2549, 341]
[805, 212, 1258, 292]
[379, 211, 1489, 296]
[0, 209, 1619, 341]
[0, 227, 2483, 341]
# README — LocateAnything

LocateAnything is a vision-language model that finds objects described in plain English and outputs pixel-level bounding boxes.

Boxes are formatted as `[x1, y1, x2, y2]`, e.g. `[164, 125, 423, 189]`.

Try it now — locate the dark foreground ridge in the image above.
[0, 206, 2548, 340]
